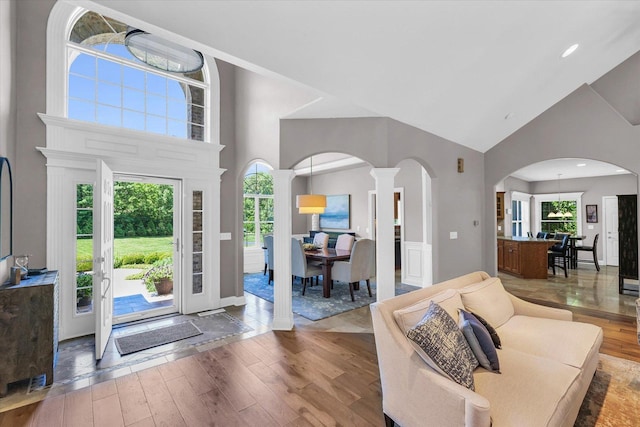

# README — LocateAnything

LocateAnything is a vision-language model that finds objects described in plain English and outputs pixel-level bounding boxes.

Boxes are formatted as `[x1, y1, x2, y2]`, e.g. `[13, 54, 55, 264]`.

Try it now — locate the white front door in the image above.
[94, 160, 114, 360]
[604, 196, 619, 266]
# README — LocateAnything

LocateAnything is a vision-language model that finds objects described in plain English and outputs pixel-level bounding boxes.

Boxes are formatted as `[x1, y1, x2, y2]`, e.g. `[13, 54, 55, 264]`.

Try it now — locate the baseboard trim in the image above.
[220, 295, 246, 307]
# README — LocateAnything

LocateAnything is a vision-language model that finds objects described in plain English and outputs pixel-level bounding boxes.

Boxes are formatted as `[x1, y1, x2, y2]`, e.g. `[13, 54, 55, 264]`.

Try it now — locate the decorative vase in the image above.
[155, 278, 173, 295]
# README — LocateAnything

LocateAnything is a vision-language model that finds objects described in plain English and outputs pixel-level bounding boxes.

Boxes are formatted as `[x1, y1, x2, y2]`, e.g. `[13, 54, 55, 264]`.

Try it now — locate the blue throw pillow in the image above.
[459, 309, 501, 373]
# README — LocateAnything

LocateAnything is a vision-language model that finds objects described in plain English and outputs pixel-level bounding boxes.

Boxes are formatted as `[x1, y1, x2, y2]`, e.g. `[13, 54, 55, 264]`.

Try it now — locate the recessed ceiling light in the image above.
[616, 169, 626, 173]
[504, 112, 515, 120]
[576, 163, 586, 167]
[561, 44, 579, 58]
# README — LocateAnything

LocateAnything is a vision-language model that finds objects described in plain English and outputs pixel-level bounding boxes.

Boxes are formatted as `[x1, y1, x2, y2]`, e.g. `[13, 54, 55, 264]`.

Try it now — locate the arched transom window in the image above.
[67, 11, 208, 141]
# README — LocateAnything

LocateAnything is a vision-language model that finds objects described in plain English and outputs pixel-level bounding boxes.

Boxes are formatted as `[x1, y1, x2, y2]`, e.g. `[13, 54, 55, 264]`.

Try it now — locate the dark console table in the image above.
[0, 270, 59, 395]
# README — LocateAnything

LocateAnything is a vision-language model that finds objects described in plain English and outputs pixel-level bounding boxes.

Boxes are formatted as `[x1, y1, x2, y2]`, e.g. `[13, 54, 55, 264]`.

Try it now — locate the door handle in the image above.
[101, 275, 111, 300]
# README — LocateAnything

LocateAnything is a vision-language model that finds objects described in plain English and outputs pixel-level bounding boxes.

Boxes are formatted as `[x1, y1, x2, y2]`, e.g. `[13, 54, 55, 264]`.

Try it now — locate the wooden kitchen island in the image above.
[498, 236, 557, 279]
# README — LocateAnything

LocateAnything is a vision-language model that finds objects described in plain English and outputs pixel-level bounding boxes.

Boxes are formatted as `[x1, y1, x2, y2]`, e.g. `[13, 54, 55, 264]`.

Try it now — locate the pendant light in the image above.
[296, 156, 326, 214]
[125, 28, 204, 73]
[547, 174, 573, 218]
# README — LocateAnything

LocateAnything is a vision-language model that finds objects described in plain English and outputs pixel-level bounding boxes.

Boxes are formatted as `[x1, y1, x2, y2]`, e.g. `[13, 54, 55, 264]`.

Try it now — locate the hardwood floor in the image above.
[1, 266, 639, 425]
[0, 330, 382, 427]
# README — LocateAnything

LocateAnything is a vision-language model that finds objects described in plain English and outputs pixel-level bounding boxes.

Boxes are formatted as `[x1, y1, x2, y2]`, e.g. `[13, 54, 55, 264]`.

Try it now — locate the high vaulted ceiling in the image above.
[88, 0, 640, 153]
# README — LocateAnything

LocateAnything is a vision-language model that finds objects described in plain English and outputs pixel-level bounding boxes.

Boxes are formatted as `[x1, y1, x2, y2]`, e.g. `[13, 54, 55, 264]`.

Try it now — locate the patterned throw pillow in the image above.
[406, 301, 479, 390]
[459, 309, 501, 373]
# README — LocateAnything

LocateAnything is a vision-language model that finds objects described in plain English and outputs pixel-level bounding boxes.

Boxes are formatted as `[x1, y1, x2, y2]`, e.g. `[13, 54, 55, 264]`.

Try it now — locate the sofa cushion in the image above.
[393, 288, 464, 333]
[474, 347, 580, 427]
[406, 301, 479, 390]
[496, 315, 603, 369]
[459, 309, 500, 372]
[472, 311, 502, 349]
[459, 278, 514, 328]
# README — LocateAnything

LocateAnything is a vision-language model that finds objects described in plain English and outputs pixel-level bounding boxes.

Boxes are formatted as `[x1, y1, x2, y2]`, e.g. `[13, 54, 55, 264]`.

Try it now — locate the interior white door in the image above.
[604, 196, 619, 266]
[94, 160, 114, 360]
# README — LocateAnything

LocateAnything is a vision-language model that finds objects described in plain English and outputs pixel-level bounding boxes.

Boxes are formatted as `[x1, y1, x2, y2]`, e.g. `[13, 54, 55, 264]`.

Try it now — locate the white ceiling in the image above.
[510, 158, 631, 182]
[89, 0, 640, 153]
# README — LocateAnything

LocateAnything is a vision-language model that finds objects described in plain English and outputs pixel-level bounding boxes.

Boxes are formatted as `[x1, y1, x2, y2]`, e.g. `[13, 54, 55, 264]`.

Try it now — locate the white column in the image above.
[270, 169, 295, 330]
[371, 168, 400, 302]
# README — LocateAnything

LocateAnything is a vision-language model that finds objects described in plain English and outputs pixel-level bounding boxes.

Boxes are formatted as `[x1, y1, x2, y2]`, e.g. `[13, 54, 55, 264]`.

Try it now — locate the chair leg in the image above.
[563, 255, 568, 278]
[331, 279, 334, 290]
[269, 269, 273, 284]
[264, 263, 267, 275]
[302, 278, 307, 295]
[366, 279, 372, 297]
[593, 249, 600, 271]
[348, 282, 355, 302]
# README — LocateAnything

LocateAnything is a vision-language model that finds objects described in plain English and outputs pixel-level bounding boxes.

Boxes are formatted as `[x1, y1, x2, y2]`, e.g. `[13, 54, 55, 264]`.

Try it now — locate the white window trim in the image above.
[533, 192, 583, 236]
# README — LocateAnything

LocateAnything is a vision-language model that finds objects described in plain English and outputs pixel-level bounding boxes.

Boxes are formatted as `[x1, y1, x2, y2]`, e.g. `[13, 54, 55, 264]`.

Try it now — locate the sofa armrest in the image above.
[508, 294, 573, 321]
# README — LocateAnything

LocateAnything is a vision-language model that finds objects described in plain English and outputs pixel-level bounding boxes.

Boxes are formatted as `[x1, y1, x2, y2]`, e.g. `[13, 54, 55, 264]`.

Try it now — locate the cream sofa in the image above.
[371, 271, 603, 427]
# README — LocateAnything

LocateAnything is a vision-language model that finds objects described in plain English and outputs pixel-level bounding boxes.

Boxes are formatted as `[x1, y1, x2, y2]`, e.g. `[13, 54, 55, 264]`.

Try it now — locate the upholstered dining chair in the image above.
[264, 235, 274, 284]
[335, 234, 355, 251]
[548, 233, 570, 278]
[313, 232, 329, 249]
[292, 238, 323, 295]
[331, 238, 374, 302]
[575, 234, 600, 271]
[536, 231, 548, 239]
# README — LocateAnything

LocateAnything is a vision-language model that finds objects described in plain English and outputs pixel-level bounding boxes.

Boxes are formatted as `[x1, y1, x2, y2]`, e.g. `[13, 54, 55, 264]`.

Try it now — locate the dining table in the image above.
[304, 248, 351, 298]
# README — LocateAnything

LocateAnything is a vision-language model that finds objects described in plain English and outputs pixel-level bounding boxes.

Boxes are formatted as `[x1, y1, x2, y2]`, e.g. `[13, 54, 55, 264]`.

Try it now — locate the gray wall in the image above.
[281, 117, 485, 282]
[395, 159, 424, 241]
[0, 0, 17, 281]
[12, 0, 54, 270]
[485, 51, 640, 273]
[232, 67, 319, 296]
[304, 165, 374, 238]
[217, 59, 238, 300]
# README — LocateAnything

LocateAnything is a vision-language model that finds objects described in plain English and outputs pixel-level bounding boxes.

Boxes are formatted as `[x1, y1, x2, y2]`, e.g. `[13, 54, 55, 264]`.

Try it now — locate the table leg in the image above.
[322, 260, 333, 298]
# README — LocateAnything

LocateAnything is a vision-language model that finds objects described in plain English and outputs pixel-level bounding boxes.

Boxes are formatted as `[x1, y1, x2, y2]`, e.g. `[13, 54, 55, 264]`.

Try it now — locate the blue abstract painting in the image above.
[320, 194, 350, 229]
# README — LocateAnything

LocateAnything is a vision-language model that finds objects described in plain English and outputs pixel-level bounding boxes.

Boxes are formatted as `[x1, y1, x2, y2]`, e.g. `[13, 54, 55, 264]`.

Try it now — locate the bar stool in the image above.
[575, 234, 600, 271]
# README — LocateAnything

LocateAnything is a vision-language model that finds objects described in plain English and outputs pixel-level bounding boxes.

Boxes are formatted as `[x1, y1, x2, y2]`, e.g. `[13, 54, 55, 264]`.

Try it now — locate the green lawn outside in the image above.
[76, 236, 173, 260]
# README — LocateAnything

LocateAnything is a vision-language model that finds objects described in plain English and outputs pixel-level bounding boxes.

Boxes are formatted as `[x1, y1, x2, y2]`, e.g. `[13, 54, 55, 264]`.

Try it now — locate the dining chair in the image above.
[331, 238, 374, 301]
[575, 234, 600, 271]
[291, 238, 323, 295]
[335, 234, 355, 251]
[313, 232, 329, 249]
[548, 233, 569, 278]
[264, 235, 274, 284]
[536, 232, 548, 239]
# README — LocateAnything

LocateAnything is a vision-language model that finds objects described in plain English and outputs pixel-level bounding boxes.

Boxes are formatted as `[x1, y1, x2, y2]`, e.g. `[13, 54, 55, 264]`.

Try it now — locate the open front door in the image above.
[94, 160, 114, 360]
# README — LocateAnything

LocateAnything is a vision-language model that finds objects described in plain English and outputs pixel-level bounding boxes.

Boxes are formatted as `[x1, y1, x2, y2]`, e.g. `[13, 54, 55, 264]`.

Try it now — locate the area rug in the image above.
[244, 272, 377, 321]
[576, 353, 640, 426]
[115, 321, 203, 355]
[41, 312, 253, 389]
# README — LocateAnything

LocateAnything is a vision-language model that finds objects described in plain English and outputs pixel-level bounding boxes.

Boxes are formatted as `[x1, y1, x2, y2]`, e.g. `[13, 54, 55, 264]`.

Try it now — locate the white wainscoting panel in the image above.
[403, 241, 424, 287]
[244, 247, 265, 273]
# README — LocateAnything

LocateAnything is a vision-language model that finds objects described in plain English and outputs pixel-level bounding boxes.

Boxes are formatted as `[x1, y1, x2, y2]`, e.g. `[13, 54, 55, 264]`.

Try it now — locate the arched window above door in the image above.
[66, 11, 208, 141]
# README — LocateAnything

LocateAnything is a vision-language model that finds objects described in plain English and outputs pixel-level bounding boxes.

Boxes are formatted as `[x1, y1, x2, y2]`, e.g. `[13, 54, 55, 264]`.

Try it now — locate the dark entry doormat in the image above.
[115, 321, 203, 355]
